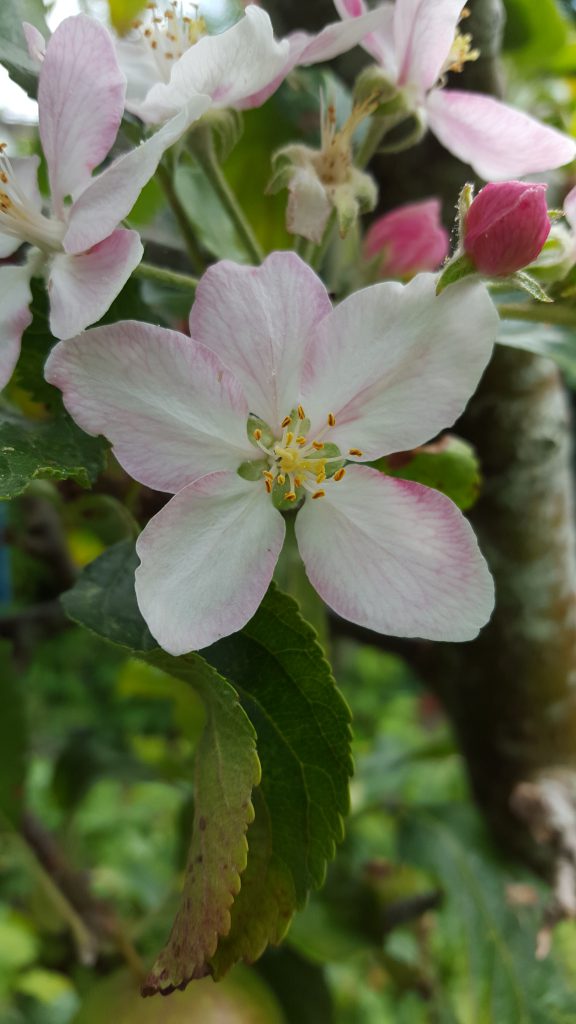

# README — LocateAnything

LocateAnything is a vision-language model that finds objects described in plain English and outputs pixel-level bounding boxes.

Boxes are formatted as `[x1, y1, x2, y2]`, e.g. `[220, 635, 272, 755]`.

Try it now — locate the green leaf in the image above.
[508, 271, 552, 303]
[498, 317, 576, 387]
[203, 585, 353, 961]
[0, 0, 46, 96]
[503, 0, 569, 71]
[141, 652, 260, 995]
[398, 805, 576, 1023]
[60, 542, 157, 653]
[435, 254, 476, 294]
[175, 159, 248, 263]
[62, 542, 353, 980]
[373, 436, 482, 511]
[0, 643, 27, 825]
[0, 408, 108, 500]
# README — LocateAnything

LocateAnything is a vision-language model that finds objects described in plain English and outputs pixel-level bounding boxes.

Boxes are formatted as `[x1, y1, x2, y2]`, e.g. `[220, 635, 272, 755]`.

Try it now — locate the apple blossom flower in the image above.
[463, 181, 550, 277]
[334, 0, 576, 179]
[270, 97, 378, 243]
[46, 252, 497, 655]
[117, 2, 399, 125]
[364, 198, 449, 277]
[0, 14, 209, 391]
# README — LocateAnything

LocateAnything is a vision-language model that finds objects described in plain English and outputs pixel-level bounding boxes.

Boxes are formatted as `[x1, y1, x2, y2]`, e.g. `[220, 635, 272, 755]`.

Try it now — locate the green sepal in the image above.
[507, 270, 552, 303]
[271, 475, 305, 512]
[309, 442, 345, 479]
[247, 414, 274, 450]
[436, 253, 476, 294]
[457, 182, 475, 239]
[237, 459, 269, 482]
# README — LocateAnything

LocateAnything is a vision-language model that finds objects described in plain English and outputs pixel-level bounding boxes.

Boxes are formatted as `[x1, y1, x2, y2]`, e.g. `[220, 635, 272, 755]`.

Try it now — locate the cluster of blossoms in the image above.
[3, 0, 575, 654]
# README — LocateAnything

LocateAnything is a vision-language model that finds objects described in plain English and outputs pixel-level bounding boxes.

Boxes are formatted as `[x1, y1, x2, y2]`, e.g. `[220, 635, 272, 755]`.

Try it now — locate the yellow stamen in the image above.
[253, 428, 262, 441]
[281, 415, 292, 428]
[312, 490, 326, 500]
[277, 474, 286, 485]
[294, 476, 303, 488]
[286, 432, 294, 445]
[316, 470, 326, 483]
[334, 468, 346, 481]
[349, 448, 363, 457]
[297, 404, 306, 419]
[296, 436, 307, 446]
[263, 470, 274, 481]
[327, 412, 336, 427]
[265, 479, 272, 494]
[312, 441, 324, 451]
[285, 491, 297, 502]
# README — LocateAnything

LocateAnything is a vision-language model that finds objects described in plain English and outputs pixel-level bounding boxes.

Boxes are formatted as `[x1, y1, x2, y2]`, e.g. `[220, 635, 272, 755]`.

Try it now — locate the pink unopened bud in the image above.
[364, 199, 449, 278]
[464, 181, 550, 277]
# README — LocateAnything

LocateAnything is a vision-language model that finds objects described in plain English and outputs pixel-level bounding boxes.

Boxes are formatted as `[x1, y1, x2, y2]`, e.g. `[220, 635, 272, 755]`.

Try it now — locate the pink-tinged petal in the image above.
[286, 167, 332, 244]
[190, 251, 333, 430]
[395, 0, 463, 92]
[301, 273, 497, 459]
[0, 265, 33, 390]
[38, 15, 126, 213]
[48, 229, 143, 339]
[134, 7, 289, 123]
[426, 89, 576, 180]
[23, 22, 46, 65]
[296, 466, 494, 641]
[364, 198, 449, 276]
[63, 98, 210, 254]
[296, 3, 396, 68]
[135, 471, 285, 654]
[333, 0, 397, 68]
[564, 185, 576, 230]
[44, 322, 253, 493]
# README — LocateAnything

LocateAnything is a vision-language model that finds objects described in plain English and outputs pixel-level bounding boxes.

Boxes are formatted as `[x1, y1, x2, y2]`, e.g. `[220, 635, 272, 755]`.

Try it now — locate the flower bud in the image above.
[463, 181, 550, 277]
[364, 199, 449, 278]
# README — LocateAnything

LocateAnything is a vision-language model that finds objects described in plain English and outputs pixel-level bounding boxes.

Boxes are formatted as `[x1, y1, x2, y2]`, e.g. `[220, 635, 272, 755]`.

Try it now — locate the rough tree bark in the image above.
[265, 0, 576, 924]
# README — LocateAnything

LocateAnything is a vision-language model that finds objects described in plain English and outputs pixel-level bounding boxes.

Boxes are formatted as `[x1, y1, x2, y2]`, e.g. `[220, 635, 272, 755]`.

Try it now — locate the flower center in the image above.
[241, 406, 363, 510]
[133, 1, 207, 82]
[0, 145, 64, 252]
[440, 10, 479, 79]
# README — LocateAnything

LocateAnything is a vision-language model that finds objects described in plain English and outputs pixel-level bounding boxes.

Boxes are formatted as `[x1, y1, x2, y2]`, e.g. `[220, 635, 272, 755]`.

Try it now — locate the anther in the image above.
[144, 27, 152, 35]
[277, 474, 285, 485]
[334, 468, 346, 481]
[312, 490, 326, 500]
[296, 436, 307, 446]
[297, 404, 306, 419]
[281, 415, 292, 428]
[286, 432, 294, 445]
[327, 413, 336, 427]
[0, 171, 7, 184]
[253, 428, 262, 440]
[265, 479, 272, 494]
[0, 143, 7, 153]
[312, 441, 324, 451]
[348, 448, 363, 457]
[294, 476, 303, 488]
[285, 491, 297, 502]
[151, 40, 158, 47]
[316, 471, 326, 483]
[263, 470, 274, 481]
[165, 52, 174, 59]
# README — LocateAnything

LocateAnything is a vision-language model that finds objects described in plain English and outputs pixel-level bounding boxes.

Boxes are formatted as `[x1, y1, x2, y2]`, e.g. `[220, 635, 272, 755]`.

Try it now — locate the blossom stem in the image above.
[134, 261, 199, 292]
[156, 162, 206, 275]
[190, 129, 264, 264]
[497, 303, 576, 327]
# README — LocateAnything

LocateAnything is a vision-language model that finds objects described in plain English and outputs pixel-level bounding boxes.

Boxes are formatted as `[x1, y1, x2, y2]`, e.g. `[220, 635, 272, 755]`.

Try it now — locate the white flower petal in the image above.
[0, 264, 33, 390]
[190, 252, 333, 430]
[135, 471, 285, 654]
[300, 274, 497, 458]
[296, 465, 494, 641]
[45, 321, 253, 493]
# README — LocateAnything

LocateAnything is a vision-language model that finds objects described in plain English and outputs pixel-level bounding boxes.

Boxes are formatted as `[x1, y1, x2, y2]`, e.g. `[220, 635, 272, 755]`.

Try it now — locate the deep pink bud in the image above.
[464, 181, 550, 277]
[364, 198, 449, 278]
